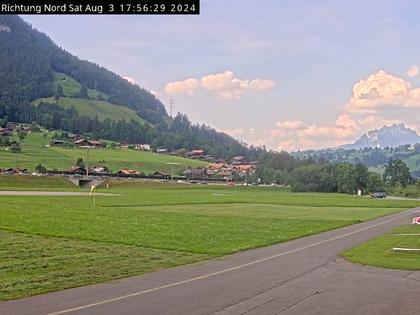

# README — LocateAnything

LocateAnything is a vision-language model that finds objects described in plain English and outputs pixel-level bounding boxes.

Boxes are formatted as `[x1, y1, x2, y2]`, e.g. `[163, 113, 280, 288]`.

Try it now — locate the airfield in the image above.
[0, 175, 419, 314]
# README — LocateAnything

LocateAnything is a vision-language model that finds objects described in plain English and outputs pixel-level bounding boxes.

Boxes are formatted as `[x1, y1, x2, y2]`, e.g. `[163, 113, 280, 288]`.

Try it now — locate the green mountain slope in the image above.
[0, 15, 253, 160]
[0, 15, 165, 124]
[53, 72, 109, 100]
[32, 72, 147, 124]
[33, 97, 147, 124]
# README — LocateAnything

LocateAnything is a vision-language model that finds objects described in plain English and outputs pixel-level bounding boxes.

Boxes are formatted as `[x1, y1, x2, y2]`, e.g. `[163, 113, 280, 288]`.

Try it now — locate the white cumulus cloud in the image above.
[407, 65, 419, 78]
[264, 70, 420, 151]
[164, 71, 275, 100]
[164, 78, 200, 96]
[346, 70, 420, 113]
[275, 120, 303, 129]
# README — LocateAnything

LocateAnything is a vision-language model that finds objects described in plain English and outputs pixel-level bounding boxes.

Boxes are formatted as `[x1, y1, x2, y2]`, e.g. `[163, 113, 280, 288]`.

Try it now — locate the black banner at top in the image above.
[0, 0, 200, 15]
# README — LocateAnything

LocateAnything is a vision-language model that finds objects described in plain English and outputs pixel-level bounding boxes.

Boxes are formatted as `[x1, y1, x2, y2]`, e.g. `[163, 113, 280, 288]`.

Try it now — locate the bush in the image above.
[10, 143, 21, 153]
[35, 164, 47, 174]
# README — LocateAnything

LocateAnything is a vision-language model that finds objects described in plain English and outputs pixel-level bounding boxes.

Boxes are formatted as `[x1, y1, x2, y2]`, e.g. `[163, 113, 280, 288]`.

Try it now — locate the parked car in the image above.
[413, 217, 420, 225]
[371, 192, 387, 199]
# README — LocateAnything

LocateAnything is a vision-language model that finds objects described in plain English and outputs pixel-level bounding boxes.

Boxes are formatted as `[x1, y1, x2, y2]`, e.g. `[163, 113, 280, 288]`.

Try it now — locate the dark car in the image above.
[371, 192, 387, 199]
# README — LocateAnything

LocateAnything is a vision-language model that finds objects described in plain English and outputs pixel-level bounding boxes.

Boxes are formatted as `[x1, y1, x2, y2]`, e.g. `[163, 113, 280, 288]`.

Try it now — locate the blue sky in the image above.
[24, 0, 420, 150]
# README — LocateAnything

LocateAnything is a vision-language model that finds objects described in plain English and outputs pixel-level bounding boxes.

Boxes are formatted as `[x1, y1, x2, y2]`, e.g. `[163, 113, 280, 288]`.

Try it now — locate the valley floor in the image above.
[0, 178, 419, 301]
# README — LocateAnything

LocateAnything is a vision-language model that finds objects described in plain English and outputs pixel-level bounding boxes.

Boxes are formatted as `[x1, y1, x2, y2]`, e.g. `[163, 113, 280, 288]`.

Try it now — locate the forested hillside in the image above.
[294, 144, 420, 178]
[0, 16, 252, 159]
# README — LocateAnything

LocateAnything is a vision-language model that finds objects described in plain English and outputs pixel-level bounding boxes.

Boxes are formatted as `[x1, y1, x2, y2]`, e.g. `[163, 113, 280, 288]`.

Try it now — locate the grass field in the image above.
[343, 224, 420, 270]
[0, 231, 208, 301]
[32, 72, 147, 124]
[0, 180, 419, 300]
[33, 97, 146, 124]
[0, 132, 206, 174]
[53, 72, 109, 100]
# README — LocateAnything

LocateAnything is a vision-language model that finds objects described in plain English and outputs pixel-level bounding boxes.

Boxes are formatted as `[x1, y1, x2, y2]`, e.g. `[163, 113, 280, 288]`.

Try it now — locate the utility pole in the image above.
[86, 149, 90, 177]
[169, 97, 174, 118]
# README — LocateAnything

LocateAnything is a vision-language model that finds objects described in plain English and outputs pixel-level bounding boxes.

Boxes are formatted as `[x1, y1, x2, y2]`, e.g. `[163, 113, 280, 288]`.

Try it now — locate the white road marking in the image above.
[48, 209, 417, 315]
[393, 247, 420, 251]
[392, 234, 420, 236]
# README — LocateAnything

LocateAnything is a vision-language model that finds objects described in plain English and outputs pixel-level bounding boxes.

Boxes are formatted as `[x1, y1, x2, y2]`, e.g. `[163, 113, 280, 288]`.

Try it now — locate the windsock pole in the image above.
[90, 185, 96, 206]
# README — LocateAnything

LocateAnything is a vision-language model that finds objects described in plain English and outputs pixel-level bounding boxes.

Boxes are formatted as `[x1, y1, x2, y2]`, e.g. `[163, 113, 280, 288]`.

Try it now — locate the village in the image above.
[0, 123, 258, 183]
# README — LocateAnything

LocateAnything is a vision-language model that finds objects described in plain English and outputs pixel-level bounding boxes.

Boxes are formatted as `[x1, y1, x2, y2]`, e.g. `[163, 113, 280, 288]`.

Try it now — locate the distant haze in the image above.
[340, 124, 420, 149]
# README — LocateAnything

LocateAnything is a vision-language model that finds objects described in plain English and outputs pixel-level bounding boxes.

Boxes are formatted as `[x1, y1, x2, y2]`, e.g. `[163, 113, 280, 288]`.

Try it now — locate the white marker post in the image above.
[89, 185, 96, 206]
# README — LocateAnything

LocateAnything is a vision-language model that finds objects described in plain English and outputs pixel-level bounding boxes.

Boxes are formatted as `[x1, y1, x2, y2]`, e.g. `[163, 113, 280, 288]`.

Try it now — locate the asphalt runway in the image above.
[1, 207, 419, 315]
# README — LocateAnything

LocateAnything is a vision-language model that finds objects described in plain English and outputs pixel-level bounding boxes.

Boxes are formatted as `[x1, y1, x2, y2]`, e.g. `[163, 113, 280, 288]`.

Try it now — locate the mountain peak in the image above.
[341, 124, 420, 149]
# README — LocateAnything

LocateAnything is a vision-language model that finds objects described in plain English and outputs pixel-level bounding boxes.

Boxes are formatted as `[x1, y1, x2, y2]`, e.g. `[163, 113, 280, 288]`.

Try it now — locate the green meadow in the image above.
[33, 72, 147, 124]
[343, 224, 420, 270]
[0, 132, 206, 174]
[34, 97, 147, 124]
[0, 178, 419, 300]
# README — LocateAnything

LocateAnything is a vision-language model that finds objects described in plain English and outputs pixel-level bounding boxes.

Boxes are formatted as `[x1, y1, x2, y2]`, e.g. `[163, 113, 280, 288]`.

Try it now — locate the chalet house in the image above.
[120, 143, 130, 149]
[207, 163, 226, 171]
[89, 166, 110, 175]
[217, 169, 233, 178]
[74, 139, 105, 148]
[0, 128, 12, 137]
[184, 168, 208, 180]
[152, 171, 171, 179]
[67, 166, 86, 175]
[206, 163, 225, 175]
[68, 134, 81, 141]
[231, 156, 247, 165]
[235, 164, 257, 174]
[116, 169, 140, 177]
[17, 125, 31, 133]
[51, 139, 66, 146]
[134, 144, 151, 151]
[186, 149, 205, 159]
[2, 168, 27, 174]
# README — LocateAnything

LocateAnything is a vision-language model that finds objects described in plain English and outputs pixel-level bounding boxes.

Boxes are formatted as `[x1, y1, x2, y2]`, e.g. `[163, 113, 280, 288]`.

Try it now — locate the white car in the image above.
[413, 217, 420, 224]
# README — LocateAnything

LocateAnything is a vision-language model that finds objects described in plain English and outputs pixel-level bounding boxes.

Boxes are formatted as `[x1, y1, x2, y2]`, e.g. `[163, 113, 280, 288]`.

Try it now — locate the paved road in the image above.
[1, 207, 420, 315]
[0, 191, 118, 196]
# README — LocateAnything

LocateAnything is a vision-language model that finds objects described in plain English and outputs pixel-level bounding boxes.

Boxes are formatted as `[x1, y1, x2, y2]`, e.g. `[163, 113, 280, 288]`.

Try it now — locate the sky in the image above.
[23, 0, 420, 151]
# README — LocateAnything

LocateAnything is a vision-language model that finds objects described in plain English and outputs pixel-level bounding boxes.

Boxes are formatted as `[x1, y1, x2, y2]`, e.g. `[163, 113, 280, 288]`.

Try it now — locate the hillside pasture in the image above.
[0, 132, 206, 174]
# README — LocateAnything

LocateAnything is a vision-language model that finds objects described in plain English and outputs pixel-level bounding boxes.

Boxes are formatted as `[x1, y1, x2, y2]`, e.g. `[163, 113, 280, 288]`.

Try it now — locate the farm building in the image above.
[74, 139, 105, 148]
[116, 169, 140, 177]
[50, 139, 66, 146]
[186, 149, 205, 159]
[0, 128, 12, 136]
[184, 168, 208, 180]
[66, 166, 86, 175]
[89, 166, 110, 175]
[152, 171, 171, 179]
[1, 168, 27, 175]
